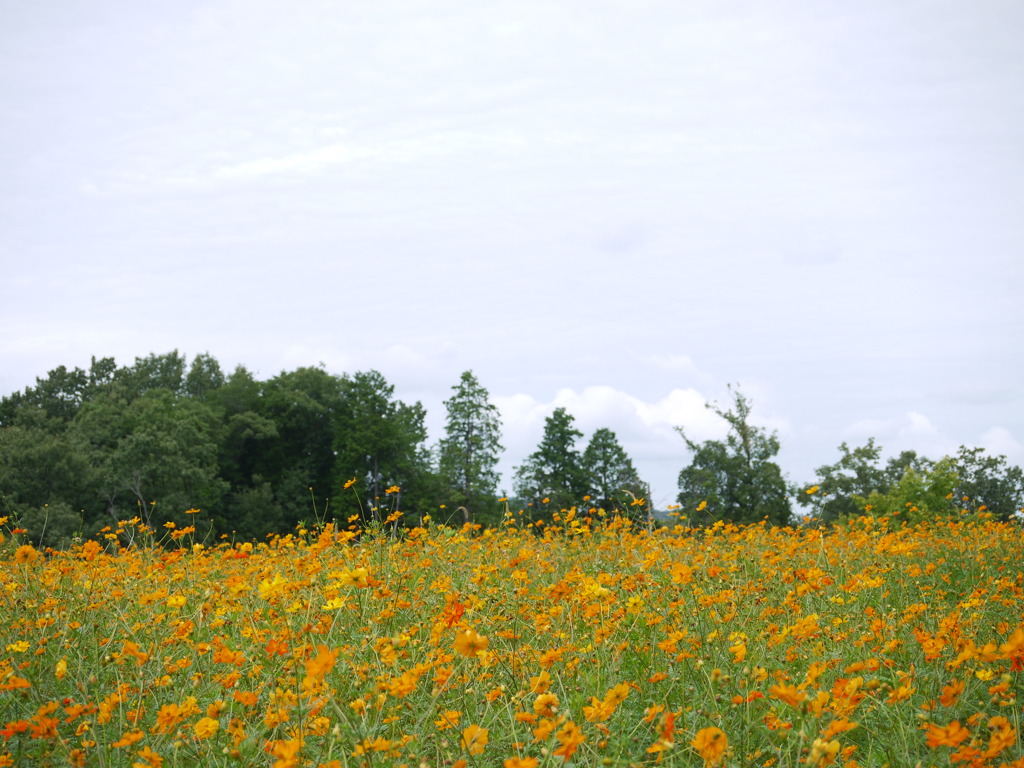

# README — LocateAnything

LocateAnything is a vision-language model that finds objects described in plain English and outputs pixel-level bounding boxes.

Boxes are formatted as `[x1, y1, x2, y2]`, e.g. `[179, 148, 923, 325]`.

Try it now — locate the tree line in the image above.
[0, 352, 1020, 546]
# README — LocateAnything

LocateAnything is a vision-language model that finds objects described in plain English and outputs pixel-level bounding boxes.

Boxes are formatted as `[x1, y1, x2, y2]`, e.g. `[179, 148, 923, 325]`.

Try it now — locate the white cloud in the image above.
[491, 385, 731, 505]
[899, 411, 939, 439]
[649, 353, 700, 374]
[978, 427, 1023, 463]
[214, 143, 371, 179]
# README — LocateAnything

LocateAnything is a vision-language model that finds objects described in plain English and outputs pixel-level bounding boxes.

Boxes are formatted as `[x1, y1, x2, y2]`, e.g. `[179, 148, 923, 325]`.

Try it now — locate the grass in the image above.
[0, 502, 1022, 767]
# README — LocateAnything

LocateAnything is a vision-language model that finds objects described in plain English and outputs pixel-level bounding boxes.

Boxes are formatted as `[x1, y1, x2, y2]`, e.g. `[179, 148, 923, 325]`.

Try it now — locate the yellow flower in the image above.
[603, 682, 631, 707]
[806, 738, 840, 766]
[729, 641, 746, 663]
[343, 477, 357, 489]
[258, 573, 290, 600]
[336, 567, 369, 588]
[696, 500, 707, 512]
[194, 717, 219, 739]
[14, 545, 38, 565]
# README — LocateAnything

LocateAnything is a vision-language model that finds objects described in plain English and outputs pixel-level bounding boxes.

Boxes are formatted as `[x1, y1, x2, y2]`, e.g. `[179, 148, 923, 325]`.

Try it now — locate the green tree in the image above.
[16, 502, 84, 549]
[114, 351, 189, 398]
[206, 365, 280, 538]
[796, 440, 951, 523]
[0, 424, 93, 537]
[513, 407, 587, 514]
[184, 353, 226, 399]
[676, 387, 791, 526]
[0, 356, 117, 429]
[438, 371, 503, 524]
[71, 388, 227, 530]
[335, 371, 430, 523]
[796, 439, 890, 523]
[948, 446, 1024, 521]
[855, 457, 959, 522]
[251, 366, 346, 533]
[581, 427, 644, 514]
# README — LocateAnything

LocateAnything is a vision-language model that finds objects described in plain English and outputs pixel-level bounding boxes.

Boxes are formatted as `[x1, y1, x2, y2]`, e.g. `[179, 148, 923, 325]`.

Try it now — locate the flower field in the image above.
[1, 509, 1022, 767]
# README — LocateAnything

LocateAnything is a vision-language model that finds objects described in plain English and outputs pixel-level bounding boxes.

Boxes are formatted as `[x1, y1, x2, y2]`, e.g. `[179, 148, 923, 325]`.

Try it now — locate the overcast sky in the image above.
[2, 1, 1022, 505]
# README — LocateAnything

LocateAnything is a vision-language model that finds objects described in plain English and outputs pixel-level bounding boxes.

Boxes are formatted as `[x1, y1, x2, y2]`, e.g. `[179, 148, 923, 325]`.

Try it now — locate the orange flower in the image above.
[303, 645, 339, 681]
[435, 710, 461, 730]
[529, 671, 552, 693]
[769, 684, 806, 709]
[270, 737, 303, 768]
[80, 539, 101, 561]
[691, 727, 727, 766]
[462, 724, 488, 756]
[111, 730, 144, 748]
[444, 600, 465, 628]
[925, 721, 970, 748]
[232, 691, 258, 707]
[454, 629, 489, 657]
[504, 759, 539, 768]
[939, 679, 964, 707]
[153, 703, 183, 733]
[647, 710, 676, 761]
[133, 746, 163, 768]
[999, 627, 1024, 671]
[985, 716, 1016, 757]
[533, 693, 559, 717]
[553, 721, 585, 761]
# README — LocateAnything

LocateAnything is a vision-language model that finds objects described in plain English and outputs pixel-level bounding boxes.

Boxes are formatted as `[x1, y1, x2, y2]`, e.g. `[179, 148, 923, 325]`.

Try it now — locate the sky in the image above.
[2, 0, 1022, 506]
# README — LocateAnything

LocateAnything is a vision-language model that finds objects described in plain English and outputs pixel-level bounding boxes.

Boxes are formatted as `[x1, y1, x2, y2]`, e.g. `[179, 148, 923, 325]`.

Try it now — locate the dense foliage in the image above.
[1, 352, 1021, 546]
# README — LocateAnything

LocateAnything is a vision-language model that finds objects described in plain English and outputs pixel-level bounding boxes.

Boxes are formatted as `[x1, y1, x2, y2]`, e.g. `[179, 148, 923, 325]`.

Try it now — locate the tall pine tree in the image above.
[438, 371, 503, 524]
[582, 427, 645, 513]
[514, 407, 587, 514]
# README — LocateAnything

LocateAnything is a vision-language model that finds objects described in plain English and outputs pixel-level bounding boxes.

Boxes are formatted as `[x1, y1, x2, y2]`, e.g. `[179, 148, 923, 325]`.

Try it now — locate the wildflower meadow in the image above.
[1, 498, 1022, 768]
